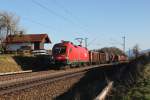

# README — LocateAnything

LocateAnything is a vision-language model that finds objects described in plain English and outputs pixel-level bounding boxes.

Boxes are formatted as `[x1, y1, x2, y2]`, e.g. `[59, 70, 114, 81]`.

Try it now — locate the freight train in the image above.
[52, 41, 127, 67]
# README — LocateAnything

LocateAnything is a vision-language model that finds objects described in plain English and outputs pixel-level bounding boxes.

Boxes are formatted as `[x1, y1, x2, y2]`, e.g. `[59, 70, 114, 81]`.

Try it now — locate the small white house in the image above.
[5, 33, 51, 51]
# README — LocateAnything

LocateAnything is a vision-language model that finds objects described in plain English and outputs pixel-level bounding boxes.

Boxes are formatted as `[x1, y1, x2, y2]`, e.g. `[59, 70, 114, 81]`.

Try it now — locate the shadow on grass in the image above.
[12, 55, 52, 71]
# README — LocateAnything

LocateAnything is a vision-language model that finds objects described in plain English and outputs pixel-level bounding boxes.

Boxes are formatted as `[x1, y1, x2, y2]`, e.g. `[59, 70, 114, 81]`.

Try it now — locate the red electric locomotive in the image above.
[52, 41, 89, 66]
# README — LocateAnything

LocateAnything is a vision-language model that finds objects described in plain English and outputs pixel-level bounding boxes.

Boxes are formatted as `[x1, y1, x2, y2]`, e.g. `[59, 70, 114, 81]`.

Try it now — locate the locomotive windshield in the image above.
[53, 46, 66, 55]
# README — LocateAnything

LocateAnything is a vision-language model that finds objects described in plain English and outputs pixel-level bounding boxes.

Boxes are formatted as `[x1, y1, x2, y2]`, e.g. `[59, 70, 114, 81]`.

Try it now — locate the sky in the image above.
[0, 0, 149, 51]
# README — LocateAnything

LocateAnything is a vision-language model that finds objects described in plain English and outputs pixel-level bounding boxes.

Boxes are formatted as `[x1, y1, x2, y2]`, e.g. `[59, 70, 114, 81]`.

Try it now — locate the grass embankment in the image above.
[0, 55, 52, 73]
[0, 55, 21, 73]
[125, 63, 150, 99]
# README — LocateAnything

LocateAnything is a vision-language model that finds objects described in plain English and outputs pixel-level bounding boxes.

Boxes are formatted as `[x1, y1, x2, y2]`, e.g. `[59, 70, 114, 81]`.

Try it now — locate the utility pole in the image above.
[128, 48, 131, 57]
[122, 36, 126, 52]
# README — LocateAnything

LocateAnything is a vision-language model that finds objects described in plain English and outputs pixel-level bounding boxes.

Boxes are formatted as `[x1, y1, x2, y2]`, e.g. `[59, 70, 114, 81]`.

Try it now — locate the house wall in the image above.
[6, 43, 34, 51]
[39, 43, 44, 49]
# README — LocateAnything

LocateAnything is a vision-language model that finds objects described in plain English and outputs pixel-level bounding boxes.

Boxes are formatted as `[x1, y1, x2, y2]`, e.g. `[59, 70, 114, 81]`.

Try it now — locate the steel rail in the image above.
[0, 69, 86, 95]
[0, 70, 32, 76]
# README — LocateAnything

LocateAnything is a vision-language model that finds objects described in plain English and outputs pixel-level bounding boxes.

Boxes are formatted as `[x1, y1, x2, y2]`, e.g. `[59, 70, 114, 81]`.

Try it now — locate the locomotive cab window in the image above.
[53, 46, 66, 54]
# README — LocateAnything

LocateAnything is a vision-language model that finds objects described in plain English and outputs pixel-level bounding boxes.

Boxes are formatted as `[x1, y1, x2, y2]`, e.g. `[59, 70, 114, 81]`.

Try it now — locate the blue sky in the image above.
[0, 0, 149, 51]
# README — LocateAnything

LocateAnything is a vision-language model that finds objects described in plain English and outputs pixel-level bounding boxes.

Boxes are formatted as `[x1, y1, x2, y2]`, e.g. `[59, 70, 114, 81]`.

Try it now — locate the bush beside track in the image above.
[125, 63, 150, 100]
[108, 53, 150, 100]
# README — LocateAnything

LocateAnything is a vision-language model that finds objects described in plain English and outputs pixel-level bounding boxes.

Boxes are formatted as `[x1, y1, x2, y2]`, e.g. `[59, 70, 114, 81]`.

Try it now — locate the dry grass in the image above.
[0, 55, 22, 73]
[0, 54, 52, 73]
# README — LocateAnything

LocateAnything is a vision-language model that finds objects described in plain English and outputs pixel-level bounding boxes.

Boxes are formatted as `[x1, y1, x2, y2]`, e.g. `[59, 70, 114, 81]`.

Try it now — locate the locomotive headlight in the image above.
[66, 57, 69, 59]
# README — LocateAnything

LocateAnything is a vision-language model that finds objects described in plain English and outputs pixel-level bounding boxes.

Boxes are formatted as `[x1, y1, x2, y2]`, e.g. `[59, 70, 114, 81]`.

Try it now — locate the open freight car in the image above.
[52, 41, 89, 66]
[89, 51, 107, 64]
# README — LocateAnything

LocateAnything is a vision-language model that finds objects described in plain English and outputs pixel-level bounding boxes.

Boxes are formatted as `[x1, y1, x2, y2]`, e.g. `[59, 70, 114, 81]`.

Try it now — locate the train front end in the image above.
[52, 43, 69, 65]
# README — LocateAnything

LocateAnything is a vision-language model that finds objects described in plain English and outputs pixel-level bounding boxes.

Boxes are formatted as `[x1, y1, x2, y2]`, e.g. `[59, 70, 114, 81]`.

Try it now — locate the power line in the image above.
[22, 17, 56, 32]
[32, 0, 76, 26]
[31, 0, 88, 36]
[109, 36, 126, 52]
[87, 38, 97, 46]
[51, 0, 88, 31]
[52, 0, 76, 17]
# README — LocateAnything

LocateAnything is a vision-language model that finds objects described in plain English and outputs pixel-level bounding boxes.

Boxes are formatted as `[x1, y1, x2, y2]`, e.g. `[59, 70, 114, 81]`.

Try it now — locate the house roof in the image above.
[5, 34, 51, 43]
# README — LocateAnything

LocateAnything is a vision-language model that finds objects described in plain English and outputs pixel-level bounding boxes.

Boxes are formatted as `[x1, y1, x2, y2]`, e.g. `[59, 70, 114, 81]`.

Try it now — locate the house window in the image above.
[34, 43, 40, 50]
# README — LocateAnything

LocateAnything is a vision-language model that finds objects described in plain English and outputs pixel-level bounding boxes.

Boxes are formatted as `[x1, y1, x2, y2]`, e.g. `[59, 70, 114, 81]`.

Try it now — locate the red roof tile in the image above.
[5, 34, 51, 43]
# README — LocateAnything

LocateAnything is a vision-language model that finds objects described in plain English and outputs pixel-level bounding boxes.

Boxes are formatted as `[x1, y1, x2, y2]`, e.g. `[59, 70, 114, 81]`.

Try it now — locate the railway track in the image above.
[0, 69, 86, 95]
[0, 67, 89, 95]
[0, 61, 128, 82]
[0, 69, 58, 81]
[0, 62, 128, 96]
[0, 70, 32, 76]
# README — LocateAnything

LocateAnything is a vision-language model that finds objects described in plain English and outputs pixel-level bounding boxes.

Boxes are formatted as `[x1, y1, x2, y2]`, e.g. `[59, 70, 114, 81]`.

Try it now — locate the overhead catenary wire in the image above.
[32, 0, 76, 26]
[31, 0, 88, 36]
[50, 0, 88, 32]
[21, 17, 55, 43]
[87, 38, 97, 47]
[22, 17, 56, 32]
[22, 17, 56, 45]
[51, 0, 78, 19]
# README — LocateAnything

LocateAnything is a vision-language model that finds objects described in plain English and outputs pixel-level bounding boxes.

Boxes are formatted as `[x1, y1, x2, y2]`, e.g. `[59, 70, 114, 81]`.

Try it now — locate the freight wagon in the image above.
[89, 51, 107, 64]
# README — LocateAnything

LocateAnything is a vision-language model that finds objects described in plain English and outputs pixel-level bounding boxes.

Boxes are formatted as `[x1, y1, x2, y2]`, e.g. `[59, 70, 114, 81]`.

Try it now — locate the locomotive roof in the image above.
[55, 41, 88, 49]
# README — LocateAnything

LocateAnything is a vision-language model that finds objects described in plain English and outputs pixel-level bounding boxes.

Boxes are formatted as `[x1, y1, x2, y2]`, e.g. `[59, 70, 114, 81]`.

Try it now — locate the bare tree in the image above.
[0, 11, 24, 52]
[133, 44, 140, 58]
[0, 11, 20, 41]
[97, 47, 125, 55]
